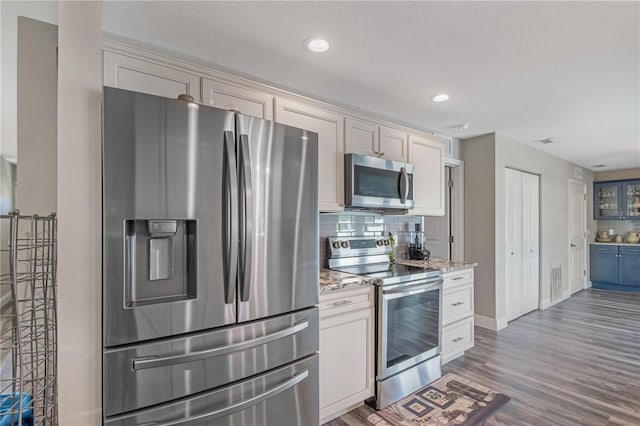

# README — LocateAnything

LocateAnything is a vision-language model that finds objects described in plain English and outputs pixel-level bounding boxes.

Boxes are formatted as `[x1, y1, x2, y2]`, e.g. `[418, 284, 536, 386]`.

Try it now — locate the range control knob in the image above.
[341, 241, 349, 248]
[332, 241, 340, 249]
[376, 240, 383, 246]
[383, 239, 390, 246]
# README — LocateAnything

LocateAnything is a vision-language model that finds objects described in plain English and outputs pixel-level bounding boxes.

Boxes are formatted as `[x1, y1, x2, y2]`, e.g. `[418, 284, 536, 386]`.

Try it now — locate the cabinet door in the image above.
[275, 98, 344, 212]
[201, 78, 273, 120]
[622, 180, 640, 220]
[589, 247, 619, 284]
[345, 117, 379, 157]
[103, 51, 200, 99]
[379, 126, 408, 163]
[619, 247, 640, 286]
[319, 308, 373, 422]
[408, 134, 445, 216]
[594, 182, 623, 220]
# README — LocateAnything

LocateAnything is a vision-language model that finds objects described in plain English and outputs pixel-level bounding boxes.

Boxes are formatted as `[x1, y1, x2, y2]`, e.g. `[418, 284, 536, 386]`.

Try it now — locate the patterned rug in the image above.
[367, 373, 510, 426]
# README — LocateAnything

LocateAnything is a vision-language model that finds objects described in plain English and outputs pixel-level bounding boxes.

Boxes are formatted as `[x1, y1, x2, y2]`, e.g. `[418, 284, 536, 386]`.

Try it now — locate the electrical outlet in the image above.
[608, 229, 615, 236]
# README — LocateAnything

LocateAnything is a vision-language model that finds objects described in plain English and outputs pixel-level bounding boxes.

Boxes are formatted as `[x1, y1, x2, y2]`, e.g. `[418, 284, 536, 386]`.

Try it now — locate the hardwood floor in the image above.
[324, 289, 640, 426]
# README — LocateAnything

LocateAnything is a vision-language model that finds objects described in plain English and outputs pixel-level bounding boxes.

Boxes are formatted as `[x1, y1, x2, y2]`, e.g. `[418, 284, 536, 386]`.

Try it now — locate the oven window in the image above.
[353, 165, 413, 200]
[386, 288, 439, 368]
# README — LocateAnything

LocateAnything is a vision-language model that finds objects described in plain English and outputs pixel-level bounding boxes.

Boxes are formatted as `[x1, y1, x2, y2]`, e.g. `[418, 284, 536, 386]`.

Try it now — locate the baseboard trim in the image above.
[540, 291, 572, 310]
[474, 314, 508, 331]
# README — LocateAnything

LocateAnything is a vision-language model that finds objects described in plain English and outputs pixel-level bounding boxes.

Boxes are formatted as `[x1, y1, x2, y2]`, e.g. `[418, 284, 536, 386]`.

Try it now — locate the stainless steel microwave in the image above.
[345, 153, 414, 210]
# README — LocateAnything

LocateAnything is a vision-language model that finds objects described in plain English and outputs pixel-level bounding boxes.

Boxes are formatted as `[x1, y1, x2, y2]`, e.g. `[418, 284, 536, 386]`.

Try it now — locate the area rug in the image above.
[367, 373, 510, 426]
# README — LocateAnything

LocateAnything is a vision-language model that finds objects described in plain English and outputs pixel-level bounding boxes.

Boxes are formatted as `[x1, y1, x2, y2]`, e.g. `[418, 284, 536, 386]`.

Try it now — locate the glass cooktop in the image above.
[332, 262, 441, 285]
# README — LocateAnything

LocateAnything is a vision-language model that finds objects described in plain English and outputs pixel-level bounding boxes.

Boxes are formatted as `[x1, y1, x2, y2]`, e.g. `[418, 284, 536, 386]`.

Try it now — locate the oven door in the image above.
[345, 153, 414, 209]
[378, 278, 442, 380]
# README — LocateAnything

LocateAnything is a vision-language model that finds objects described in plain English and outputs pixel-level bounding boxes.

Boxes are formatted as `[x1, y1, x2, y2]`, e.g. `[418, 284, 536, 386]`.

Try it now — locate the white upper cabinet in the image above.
[274, 98, 345, 212]
[201, 78, 274, 120]
[379, 126, 408, 163]
[408, 133, 445, 216]
[345, 120, 408, 163]
[103, 51, 200, 99]
[345, 118, 379, 158]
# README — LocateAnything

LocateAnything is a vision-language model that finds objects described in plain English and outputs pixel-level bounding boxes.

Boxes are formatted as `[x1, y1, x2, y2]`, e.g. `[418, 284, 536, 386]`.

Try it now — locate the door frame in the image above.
[446, 158, 465, 262]
[568, 179, 588, 293]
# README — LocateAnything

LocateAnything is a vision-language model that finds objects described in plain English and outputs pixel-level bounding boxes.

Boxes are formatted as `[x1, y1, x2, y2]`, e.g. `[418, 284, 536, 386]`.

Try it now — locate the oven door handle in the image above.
[382, 281, 442, 296]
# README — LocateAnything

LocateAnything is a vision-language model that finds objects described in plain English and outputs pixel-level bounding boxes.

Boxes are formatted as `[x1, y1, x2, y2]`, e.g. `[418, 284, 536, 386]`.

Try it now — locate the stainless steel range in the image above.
[327, 235, 443, 409]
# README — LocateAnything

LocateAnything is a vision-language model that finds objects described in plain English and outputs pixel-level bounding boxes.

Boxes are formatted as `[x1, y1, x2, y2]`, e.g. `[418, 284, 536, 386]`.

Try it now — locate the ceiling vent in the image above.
[592, 164, 607, 168]
[535, 138, 554, 145]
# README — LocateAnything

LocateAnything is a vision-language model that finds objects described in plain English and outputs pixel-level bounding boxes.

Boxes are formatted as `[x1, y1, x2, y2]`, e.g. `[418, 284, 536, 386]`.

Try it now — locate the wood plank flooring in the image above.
[324, 289, 640, 426]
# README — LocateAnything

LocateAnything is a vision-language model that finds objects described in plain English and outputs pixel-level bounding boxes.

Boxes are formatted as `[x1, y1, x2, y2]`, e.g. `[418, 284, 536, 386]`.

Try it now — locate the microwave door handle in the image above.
[239, 134, 253, 302]
[223, 131, 238, 304]
[399, 167, 409, 204]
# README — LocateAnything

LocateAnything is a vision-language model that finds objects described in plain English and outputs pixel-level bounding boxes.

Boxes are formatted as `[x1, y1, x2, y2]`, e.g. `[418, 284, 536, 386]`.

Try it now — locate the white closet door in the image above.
[505, 168, 523, 321]
[521, 172, 540, 315]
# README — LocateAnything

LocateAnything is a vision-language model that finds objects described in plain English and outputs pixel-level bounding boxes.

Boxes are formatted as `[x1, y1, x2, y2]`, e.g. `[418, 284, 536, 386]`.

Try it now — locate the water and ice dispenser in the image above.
[124, 219, 198, 307]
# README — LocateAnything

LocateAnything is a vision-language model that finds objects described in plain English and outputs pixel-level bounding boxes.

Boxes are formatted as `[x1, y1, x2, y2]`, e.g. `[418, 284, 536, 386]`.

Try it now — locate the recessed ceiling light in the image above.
[592, 164, 607, 168]
[305, 37, 330, 53]
[430, 94, 450, 103]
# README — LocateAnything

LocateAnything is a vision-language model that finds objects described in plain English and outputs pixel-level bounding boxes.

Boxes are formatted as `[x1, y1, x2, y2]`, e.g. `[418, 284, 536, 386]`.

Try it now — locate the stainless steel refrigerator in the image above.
[102, 87, 319, 425]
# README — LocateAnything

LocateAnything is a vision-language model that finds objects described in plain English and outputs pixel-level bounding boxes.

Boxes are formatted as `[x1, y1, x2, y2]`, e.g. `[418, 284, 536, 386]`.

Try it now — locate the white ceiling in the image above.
[99, 1, 637, 171]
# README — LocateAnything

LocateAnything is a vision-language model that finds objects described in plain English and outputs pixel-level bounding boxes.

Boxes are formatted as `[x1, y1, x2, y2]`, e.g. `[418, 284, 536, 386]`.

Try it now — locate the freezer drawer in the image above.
[104, 308, 319, 416]
[104, 354, 319, 426]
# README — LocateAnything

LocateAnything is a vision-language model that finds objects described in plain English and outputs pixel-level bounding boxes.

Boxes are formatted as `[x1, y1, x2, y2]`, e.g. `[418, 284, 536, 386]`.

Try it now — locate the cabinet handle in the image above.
[378, 152, 385, 157]
[452, 276, 464, 281]
[451, 302, 464, 307]
[332, 300, 352, 307]
[452, 337, 464, 343]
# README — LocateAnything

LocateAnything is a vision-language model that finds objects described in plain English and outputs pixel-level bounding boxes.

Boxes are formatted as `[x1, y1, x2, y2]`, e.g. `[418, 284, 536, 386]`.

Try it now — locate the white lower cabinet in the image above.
[441, 268, 475, 364]
[319, 286, 374, 424]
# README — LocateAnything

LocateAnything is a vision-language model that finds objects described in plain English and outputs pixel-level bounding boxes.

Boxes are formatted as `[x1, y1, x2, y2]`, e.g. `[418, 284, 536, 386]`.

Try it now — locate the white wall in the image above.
[462, 133, 596, 328]
[0, 1, 57, 159]
[15, 17, 57, 215]
[57, 2, 102, 424]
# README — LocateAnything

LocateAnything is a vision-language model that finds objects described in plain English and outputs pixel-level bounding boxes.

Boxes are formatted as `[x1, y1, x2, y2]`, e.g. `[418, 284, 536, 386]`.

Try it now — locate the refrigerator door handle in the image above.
[223, 130, 239, 304]
[136, 370, 309, 426]
[239, 134, 253, 302]
[132, 320, 309, 370]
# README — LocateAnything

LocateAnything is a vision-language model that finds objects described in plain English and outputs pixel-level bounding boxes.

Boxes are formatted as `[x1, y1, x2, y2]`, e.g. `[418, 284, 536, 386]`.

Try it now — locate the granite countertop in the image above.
[591, 241, 640, 245]
[319, 268, 379, 294]
[396, 258, 478, 273]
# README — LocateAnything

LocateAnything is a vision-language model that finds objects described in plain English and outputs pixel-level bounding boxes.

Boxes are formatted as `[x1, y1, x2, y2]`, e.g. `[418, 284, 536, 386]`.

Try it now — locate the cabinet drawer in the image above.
[319, 287, 372, 317]
[443, 268, 474, 288]
[442, 317, 474, 357]
[442, 283, 473, 325]
[620, 245, 640, 255]
[590, 245, 619, 255]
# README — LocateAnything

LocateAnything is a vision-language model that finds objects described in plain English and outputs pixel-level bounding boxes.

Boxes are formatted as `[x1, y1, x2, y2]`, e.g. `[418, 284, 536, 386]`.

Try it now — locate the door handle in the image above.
[222, 131, 238, 305]
[132, 320, 309, 370]
[141, 370, 309, 426]
[570, 244, 576, 248]
[239, 134, 253, 302]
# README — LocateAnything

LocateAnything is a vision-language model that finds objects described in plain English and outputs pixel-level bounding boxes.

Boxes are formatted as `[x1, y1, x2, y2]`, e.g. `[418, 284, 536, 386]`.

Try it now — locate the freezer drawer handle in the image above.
[132, 320, 309, 370]
[136, 370, 309, 426]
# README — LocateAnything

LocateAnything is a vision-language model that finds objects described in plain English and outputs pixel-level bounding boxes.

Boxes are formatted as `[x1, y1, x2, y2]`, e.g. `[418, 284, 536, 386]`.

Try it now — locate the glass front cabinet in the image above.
[594, 179, 640, 220]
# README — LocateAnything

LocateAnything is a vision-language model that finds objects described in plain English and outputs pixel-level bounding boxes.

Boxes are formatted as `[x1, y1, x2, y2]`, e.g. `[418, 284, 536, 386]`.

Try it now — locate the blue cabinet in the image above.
[590, 244, 640, 291]
[594, 179, 640, 220]
[619, 246, 640, 287]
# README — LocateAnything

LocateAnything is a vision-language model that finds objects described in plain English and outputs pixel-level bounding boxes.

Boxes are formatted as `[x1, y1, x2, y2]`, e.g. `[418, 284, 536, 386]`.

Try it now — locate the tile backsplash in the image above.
[596, 220, 640, 239]
[319, 212, 423, 267]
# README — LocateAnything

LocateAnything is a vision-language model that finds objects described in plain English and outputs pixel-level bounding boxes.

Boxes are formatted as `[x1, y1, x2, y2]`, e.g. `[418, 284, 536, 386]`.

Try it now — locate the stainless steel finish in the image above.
[399, 166, 408, 204]
[105, 354, 319, 426]
[223, 130, 239, 305]
[104, 308, 319, 416]
[103, 87, 236, 346]
[332, 300, 353, 307]
[378, 278, 443, 380]
[327, 235, 391, 259]
[132, 320, 309, 370]
[148, 238, 173, 281]
[375, 355, 442, 409]
[236, 114, 319, 322]
[344, 153, 415, 210]
[238, 132, 253, 302]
